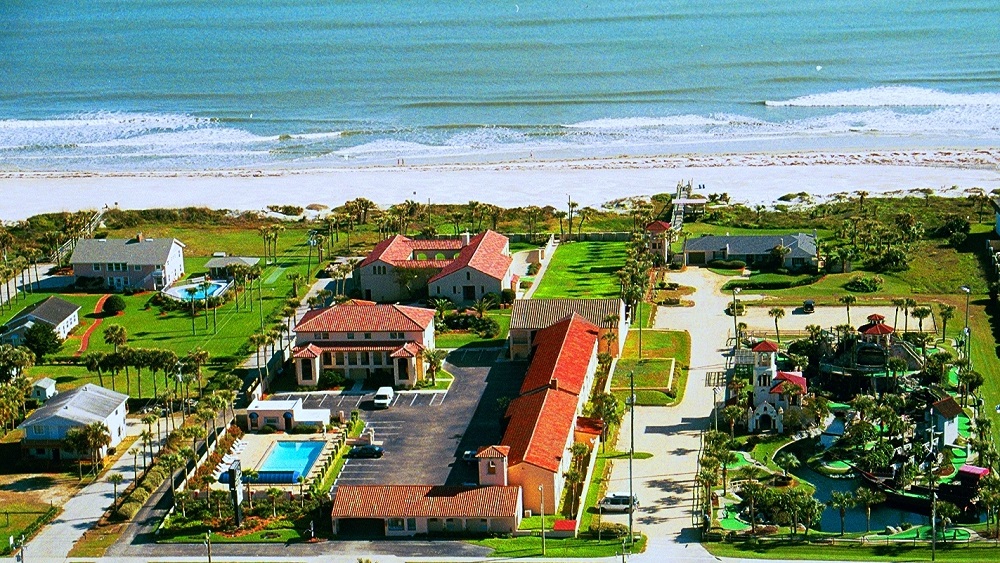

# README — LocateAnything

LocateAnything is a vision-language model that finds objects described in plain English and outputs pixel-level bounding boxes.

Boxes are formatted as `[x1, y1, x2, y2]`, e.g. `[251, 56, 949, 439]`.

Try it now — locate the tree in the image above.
[696, 468, 717, 516]
[937, 303, 956, 341]
[911, 305, 932, 334]
[267, 487, 284, 517]
[471, 295, 495, 317]
[903, 298, 917, 332]
[855, 488, 885, 536]
[937, 501, 960, 533]
[958, 370, 984, 407]
[64, 427, 90, 479]
[800, 498, 826, 537]
[21, 322, 60, 362]
[768, 307, 786, 344]
[774, 452, 800, 477]
[587, 393, 621, 451]
[828, 491, 855, 536]
[185, 347, 210, 398]
[243, 468, 259, 509]
[104, 294, 127, 315]
[421, 348, 447, 386]
[838, 294, 857, 326]
[891, 298, 905, 331]
[564, 468, 583, 516]
[721, 405, 744, 438]
[286, 272, 303, 298]
[739, 480, 766, 534]
[108, 472, 125, 508]
[103, 323, 127, 353]
[718, 450, 738, 496]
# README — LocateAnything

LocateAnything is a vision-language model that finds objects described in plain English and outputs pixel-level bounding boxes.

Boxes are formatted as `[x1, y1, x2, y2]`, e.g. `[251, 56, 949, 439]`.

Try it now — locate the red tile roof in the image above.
[575, 416, 605, 436]
[359, 235, 464, 269]
[645, 220, 672, 232]
[476, 445, 511, 459]
[428, 230, 512, 283]
[859, 322, 895, 335]
[331, 485, 520, 519]
[751, 340, 779, 353]
[359, 235, 415, 268]
[933, 396, 963, 419]
[501, 388, 578, 472]
[519, 313, 599, 396]
[390, 341, 424, 358]
[867, 313, 886, 322]
[295, 303, 435, 333]
[293, 343, 322, 359]
[770, 371, 807, 394]
[411, 239, 463, 250]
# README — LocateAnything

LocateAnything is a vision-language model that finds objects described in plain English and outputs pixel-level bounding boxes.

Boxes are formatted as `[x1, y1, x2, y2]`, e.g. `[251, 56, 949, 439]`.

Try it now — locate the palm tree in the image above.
[887, 356, 907, 392]
[719, 450, 738, 496]
[838, 294, 857, 326]
[84, 421, 112, 475]
[938, 303, 956, 341]
[855, 488, 885, 537]
[103, 323, 127, 353]
[563, 468, 583, 516]
[64, 427, 90, 479]
[587, 392, 622, 451]
[174, 490, 191, 518]
[768, 307, 786, 343]
[471, 295, 495, 317]
[696, 467, 717, 516]
[267, 487, 284, 517]
[891, 298, 905, 330]
[184, 286, 199, 334]
[828, 491, 856, 536]
[739, 480, 766, 534]
[286, 272, 303, 298]
[911, 305, 932, 334]
[108, 472, 125, 508]
[902, 298, 917, 332]
[775, 452, 800, 477]
[421, 348, 448, 386]
[185, 347, 210, 397]
[721, 405, 743, 438]
[248, 333, 269, 390]
[83, 351, 107, 388]
[243, 468, 259, 509]
[128, 446, 140, 477]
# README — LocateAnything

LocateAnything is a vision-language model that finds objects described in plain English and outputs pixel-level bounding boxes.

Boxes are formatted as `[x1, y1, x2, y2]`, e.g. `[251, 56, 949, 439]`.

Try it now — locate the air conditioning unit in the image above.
[523, 510, 532, 518]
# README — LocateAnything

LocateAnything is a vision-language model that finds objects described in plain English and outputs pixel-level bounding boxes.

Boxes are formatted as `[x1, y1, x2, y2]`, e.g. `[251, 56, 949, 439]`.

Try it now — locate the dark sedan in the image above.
[347, 445, 384, 458]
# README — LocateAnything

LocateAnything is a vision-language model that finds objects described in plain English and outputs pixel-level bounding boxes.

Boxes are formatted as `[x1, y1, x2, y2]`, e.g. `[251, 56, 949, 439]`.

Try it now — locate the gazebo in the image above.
[857, 314, 895, 347]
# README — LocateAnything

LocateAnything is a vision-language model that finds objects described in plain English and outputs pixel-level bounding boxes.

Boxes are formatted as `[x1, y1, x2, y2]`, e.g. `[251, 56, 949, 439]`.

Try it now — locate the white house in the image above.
[70, 233, 185, 290]
[743, 340, 807, 434]
[31, 378, 58, 403]
[17, 384, 128, 461]
[292, 301, 436, 389]
[246, 397, 329, 432]
[0, 296, 81, 345]
[929, 396, 962, 449]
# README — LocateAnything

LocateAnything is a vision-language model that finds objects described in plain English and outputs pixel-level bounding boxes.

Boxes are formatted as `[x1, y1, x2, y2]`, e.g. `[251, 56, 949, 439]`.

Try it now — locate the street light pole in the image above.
[926, 428, 943, 562]
[712, 387, 719, 432]
[732, 287, 742, 350]
[538, 485, 546, 556]
[628, 369, 635, 548]
[15, 534, 25, 563]
[205, 529, 213, 563]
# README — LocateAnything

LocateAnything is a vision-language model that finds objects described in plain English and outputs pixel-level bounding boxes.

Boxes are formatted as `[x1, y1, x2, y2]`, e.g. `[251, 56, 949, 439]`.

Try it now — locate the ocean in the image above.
[1, 0, 999, 171]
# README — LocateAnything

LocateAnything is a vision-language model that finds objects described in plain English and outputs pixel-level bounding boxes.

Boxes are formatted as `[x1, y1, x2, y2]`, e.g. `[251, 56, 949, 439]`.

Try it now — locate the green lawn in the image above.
[705, 538, 997, 561]
[612, 330, 690, 406]
[519, 514, 557, 531]
[612, 359, 673, 389]
[621, 329, 690, 360]
[0, 502, 55, 555]
[472, 534, 646, 558]
[435, 309, 511, 348]
[532, 242, 627, 299]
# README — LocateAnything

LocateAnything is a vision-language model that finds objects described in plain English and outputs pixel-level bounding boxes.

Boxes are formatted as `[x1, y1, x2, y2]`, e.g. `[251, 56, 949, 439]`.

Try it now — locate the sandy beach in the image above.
[2, 149, 999, 221]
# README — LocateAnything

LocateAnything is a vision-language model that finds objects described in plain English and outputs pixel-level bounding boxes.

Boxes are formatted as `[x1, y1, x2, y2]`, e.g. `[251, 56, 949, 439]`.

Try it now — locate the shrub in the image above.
[949, 231, 968, 248]
[260, 424, 278, 434]
[266, 204, 304, 216]
[104, 294, 127, 314]
[470, 315, 500, 338]
[290, 425, 320, 434]
[707, 259, 746, 269]
[318, 370, 347, 390]
[588, 521, 628, 538]
[527, 263, 540, 275]
[844, 274, 884, 293]
[500, 288, 515, 305]
[117, 501, 142, 520]
[723, 275, 824, 291]
[129, 487, 151, 503]
[725, 300, 746, 316]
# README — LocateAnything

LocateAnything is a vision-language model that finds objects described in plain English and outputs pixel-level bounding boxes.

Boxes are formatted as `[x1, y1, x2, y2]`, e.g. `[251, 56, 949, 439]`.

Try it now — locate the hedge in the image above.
[723, 275, 824, 291]
[707, 259, 746, 269]
[116, 500, 143, 520]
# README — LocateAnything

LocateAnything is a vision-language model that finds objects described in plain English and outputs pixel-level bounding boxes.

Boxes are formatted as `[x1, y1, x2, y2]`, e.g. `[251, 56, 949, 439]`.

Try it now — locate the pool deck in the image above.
[210, 433, 336, 491]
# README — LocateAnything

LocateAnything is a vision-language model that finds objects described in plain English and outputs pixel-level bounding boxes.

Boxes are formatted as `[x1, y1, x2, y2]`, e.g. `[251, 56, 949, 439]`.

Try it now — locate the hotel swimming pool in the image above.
[163, 280, 228, 301]
[220, 440, 325, 484]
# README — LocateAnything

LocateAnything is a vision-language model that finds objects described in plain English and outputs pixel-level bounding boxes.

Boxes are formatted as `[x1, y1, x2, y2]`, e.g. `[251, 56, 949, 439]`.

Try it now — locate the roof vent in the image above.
[213, 252, 227, 257]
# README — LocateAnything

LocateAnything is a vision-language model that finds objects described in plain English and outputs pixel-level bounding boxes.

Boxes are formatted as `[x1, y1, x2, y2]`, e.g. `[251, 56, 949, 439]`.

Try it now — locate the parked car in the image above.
[598, 492, 639, 512]
[461, 450, 477, 465]
[347, 445, 384, 459]
[373, 386, 395, 409]
[802, 300, 815, 313]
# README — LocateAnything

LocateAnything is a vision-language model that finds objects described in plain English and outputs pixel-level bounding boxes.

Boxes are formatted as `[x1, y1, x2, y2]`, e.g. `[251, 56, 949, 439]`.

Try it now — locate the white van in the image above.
[373, 386, 394, 409]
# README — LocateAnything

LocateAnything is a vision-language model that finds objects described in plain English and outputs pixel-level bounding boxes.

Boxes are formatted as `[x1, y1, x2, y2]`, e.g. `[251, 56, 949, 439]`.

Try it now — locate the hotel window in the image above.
[348, 352, 358, 365]
[322, 332, 329, 340]
[347, 333, 355, 340]
[466, 272, 471, 280]
[373, 266, 378, 275]
[373, 352, 383, 365]
[406, 518, 417, 531]
[134, 265, 141, 271]
[360, 351, 370, 364]
[453, 286, 457, 294]
[264, 417, 279, 426]
[314, 332, 322, 339]
[322, 352, 332, 366]
[488, 461, 496, 474]
[335, 352, 345, 365]
[436, 286, 441, 294]
[93, 264, 101, 271]
[364, 332, 371, 340]
[388, 518, 404, 531]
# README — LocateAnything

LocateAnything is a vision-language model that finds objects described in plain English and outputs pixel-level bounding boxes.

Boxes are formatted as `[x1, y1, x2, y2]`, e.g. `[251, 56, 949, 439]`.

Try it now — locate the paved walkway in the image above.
[521, 236, 558, 299]
[75, 293, 111, 355]
[604, 267, 732, 561]
[26, 414, 178, 560]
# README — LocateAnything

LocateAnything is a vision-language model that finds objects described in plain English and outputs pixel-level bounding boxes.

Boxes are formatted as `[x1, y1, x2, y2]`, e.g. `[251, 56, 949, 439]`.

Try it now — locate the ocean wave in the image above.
[766, 86, 1000, 107]
[564, 115, 732, 129]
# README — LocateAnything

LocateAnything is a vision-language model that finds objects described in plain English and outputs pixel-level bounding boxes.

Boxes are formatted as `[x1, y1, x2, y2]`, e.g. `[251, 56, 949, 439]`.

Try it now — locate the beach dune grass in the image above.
[532, 242, 626, 299]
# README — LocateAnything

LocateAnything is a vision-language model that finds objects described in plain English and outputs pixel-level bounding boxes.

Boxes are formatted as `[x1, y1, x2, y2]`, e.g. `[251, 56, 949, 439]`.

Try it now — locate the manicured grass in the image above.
[472, 534, 646, 558]
[532, 242, 627, 299]
[612, 359, 673, 389]
[704, 538, 998, 561]
[435, 309, 511, 348]
[621, 329, 690, 360]
[518, 514, 557, 531]
[104, 225, 315, 258]
[160, 527, 308, 543]
[707, 267, 744, 277]
[419, 370, 454, 391]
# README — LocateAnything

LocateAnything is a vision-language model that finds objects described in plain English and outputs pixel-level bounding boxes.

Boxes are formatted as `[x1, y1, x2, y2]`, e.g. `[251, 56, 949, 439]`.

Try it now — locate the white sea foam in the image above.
[565, 115, 732, 129]
[766, 86, 1000, 107]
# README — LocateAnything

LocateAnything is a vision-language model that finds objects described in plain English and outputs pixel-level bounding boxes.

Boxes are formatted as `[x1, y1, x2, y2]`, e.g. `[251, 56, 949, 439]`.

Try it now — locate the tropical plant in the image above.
[421, 348, 448, 386]
[828, 491, 856, 536]
[721, 405, 744, 438]
[774, 452, 800, 477]
[108, 472, 125, 508]
[838, 294, 857, 326]
[267, 487, 284, 517]
[768, 307, 786, 343]
[911, 305, 932, 334]
[855, 488, 886, 536]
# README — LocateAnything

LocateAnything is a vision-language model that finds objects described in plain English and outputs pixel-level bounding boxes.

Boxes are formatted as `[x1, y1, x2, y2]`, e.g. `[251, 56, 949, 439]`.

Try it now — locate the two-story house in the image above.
[292, 301, 436, 388]
[354, 230, 514, 304]
[70, 233, 185, 290]
[17, 384, 128, 461]
[508, 298, 627, 360]
[0, 296, 80, 345]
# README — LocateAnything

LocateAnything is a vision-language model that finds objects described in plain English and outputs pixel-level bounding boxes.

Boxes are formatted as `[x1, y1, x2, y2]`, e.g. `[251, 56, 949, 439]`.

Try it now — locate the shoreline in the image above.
[1, 148, 998, 222]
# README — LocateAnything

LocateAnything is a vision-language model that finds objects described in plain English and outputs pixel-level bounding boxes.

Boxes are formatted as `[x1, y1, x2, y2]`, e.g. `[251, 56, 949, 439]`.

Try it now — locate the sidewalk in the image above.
[521, 236, 558, 299]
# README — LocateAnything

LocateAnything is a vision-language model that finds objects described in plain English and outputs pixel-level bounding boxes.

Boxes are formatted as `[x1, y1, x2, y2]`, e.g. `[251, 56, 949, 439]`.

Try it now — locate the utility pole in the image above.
[628, 369, 635, 548]
[732, 287, 742, 349]
[538, 485, 546, 556]
[204, 529, 212, 563]
[713, 387, 719, 432]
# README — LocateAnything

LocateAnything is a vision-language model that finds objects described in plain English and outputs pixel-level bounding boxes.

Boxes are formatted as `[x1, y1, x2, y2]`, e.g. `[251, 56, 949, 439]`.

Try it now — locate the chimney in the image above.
[549, 378, 559, 390]
[136, 232, 145, 242]
[460, 231, 472, 247]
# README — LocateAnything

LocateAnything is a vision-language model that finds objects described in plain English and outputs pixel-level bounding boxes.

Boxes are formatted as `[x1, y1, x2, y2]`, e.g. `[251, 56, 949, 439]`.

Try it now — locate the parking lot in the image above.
[273, 348, 525, 487]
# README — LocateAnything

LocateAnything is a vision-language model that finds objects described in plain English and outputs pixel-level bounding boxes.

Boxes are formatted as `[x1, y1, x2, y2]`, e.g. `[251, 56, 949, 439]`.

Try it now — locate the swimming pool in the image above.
[261, 441, 325, 481]
[163, 280, 229, 301]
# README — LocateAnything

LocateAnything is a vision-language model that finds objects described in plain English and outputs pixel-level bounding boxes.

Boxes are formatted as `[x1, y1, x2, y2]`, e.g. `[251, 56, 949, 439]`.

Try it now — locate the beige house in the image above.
[644, 220, 674, 264]
[246, 397, 330, 432]
[331, 485, 522, 536]
[70, 233, 185, 290]
[480, 313, 600, 514]
[355, 230, 513, 304]
[292, 302, 435, 388]
[508, 298, 627, 360]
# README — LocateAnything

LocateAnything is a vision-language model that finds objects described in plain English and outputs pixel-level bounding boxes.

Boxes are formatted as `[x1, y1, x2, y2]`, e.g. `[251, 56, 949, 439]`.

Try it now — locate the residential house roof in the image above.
[70, 236, 184, 266]
[751, 340, 779, 353]
[359, 235, 463, 269]
[770, 371, 807, 395]
[389, 341, 424, 358]
[476, 445, 511, 459]
[932, 396, 963, 419]
[292, 342, 422, 359]
[576, 416, 605, 436]
[859, 322, 895, 335]
[509, 299, 623, 331]
[428, 230, 511, 283]
[519, 313, 599, 396]
[203, 256, 260, 270]
[295, 303, 435, 334]
[17, 384, 127, 429]
[330, 485, 521, 519]
[501, 387, 578, 472]
[644, 220, 673, 232]
[684, 233, 817, 258]
[5, 296, 80, 329]
[33, 377, 57, 390]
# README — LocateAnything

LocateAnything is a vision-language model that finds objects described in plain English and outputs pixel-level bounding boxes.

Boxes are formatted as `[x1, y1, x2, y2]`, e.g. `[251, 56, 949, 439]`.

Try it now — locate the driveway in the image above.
[604, 267, 733, 560]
